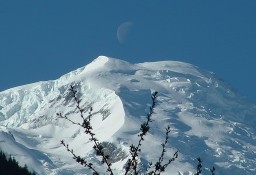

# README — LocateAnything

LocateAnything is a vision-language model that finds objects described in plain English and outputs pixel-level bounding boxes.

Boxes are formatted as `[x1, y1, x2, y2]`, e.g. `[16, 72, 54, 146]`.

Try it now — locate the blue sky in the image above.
[0, 1, 255, 102]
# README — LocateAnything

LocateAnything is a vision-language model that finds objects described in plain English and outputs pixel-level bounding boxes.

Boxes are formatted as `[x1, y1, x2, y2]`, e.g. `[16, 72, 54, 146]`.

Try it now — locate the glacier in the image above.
[0, 56, 256, 175]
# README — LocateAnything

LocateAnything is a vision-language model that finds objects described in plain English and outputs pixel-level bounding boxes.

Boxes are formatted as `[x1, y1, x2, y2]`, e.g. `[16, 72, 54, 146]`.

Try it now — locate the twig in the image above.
[149, 126, 178, 174]
[195, 157, 202, 175]
[60, 140, 99, 175]
[59, 85, 114, 175]
[125, 91, 158, 175]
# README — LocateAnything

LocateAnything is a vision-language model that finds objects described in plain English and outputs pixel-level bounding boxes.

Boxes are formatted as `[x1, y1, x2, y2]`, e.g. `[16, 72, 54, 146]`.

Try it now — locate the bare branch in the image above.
[59, 85, 114, 175]
[60, 140, 99, 175]
[125, 91, 158, 175]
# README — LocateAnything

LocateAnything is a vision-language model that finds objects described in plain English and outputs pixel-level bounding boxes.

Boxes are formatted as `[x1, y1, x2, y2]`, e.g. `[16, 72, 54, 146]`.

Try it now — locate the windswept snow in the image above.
[0, 56, 256, 175]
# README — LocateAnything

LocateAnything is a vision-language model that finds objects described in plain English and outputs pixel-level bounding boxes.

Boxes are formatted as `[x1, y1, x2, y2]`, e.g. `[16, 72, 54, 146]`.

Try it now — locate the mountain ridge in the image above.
[0, 56, 255, 175]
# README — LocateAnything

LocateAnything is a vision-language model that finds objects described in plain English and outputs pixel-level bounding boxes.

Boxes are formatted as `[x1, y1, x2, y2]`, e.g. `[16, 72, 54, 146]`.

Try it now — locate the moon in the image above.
[117, 21, 134, 44]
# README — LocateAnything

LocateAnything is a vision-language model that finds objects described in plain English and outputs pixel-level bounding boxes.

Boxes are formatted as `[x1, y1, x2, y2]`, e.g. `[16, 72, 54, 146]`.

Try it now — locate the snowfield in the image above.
[0, 56, 255, 175]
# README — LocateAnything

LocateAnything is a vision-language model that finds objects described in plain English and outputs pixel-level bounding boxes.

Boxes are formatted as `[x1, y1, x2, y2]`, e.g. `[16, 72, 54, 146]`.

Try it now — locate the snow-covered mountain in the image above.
[0, 56, 255, 175]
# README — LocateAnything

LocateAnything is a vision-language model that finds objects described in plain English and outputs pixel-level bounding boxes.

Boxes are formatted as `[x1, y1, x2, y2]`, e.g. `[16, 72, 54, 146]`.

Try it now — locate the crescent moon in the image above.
[117, 21, 134, 44]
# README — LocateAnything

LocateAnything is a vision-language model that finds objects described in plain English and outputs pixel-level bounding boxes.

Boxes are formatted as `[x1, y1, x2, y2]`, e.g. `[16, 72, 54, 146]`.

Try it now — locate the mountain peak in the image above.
[0, 56, 256, 174]
[84, 55, 135, 72]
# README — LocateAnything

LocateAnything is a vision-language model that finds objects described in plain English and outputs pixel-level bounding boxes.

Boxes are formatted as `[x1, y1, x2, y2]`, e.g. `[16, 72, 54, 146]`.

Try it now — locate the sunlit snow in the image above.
[0, 56, 255, 175]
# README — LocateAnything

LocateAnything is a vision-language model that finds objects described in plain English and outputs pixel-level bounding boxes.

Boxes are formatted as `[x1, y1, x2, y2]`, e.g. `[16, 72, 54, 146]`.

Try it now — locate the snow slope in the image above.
[0, 56, 255, 175]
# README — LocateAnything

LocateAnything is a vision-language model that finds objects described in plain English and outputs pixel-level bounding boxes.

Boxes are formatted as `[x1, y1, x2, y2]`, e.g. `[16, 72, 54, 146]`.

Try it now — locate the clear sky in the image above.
[0, 0, 255, 102]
